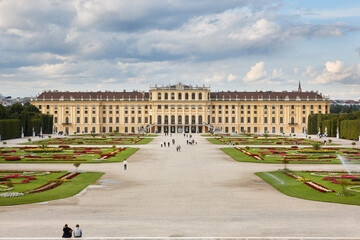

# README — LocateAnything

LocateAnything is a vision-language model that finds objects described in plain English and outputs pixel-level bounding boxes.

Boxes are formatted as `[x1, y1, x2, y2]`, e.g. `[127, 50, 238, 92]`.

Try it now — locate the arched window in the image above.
[191, 115, 196, 124]
[171, 93, 175, 100]
[198, 115, 203, 124]
[178, 115, 182, 124]
[207, 115, 210, 124]
[199, 93, 202, 100]
[178, 93, 182, 100]
[65, 117, 69, 124]
[185, 93, 189, 100]
[171, 115, 175, 124]
[165, 115, 169, 124]
[291, 117, 295, 124]
[192, 93, 195, 100]
[158, 93, 161, 100]
[157, 115, 162, 124]
[185, 115, 189, 124]
[165, 93, 168, 100]
[150, 115, 152, 124]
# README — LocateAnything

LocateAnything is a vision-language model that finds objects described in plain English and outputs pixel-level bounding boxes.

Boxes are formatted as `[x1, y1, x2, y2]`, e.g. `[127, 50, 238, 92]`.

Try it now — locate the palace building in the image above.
[31, 82, 330, 134]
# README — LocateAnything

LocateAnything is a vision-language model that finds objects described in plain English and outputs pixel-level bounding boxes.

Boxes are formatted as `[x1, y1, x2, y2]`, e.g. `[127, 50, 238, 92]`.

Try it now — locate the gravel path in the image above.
[0, 134, 359, 238]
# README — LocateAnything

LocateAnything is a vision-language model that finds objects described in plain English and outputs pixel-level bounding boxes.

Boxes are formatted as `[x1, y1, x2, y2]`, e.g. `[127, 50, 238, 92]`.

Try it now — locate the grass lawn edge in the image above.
[255, 171, 360, 206]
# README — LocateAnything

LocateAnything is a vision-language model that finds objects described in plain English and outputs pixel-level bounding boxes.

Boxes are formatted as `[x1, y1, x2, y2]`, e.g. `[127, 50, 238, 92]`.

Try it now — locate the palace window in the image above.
[192, 93, 195, 100]
[158, 93, 161, 100]
[199, 93, 202, 100]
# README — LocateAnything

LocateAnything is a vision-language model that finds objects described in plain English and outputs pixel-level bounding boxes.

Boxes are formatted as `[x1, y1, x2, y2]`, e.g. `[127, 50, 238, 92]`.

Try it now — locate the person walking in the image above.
[62, 224, 72, 238]
[168, 142, 170, 147]
[123, 159, 127, 170]
[73, 224, 82, 238]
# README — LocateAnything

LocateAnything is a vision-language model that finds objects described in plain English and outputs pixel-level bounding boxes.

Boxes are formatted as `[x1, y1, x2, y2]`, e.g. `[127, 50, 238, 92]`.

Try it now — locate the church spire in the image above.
[298, 81, 302, 92]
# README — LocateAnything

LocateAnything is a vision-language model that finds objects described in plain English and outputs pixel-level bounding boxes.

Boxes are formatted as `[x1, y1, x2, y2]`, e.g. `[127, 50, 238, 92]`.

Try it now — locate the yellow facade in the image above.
[31, 83, 330, 134]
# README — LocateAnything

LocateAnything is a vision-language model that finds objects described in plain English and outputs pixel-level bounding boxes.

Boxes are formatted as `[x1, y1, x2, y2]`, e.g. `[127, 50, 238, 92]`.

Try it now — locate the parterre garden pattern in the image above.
[222, 146, 360, 164]
[208, 137, 325, 145]
[0, 170, 103, 205]
[257, 170, 360, 205]
[0, 146, 138, 163]
[24, 136, 153, 145]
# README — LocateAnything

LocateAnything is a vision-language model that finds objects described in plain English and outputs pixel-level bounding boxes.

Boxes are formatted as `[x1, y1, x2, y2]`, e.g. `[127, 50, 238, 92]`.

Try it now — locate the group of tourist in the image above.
[62, 224, 82, 238]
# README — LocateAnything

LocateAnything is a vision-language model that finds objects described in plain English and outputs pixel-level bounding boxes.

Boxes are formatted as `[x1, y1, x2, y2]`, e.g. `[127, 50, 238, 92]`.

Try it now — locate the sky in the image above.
[0, 0, 359, 99]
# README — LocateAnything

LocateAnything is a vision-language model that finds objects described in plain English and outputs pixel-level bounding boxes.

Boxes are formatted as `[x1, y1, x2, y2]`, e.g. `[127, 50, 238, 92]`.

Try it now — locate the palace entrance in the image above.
[153, 125, 204, 133]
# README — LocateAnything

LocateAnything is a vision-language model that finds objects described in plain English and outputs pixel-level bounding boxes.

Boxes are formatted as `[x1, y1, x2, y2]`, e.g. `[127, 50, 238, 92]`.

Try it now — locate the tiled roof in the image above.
[34, 90, 327, 101]
[35, 91, 149, 101]
[210, 91, 326, 101]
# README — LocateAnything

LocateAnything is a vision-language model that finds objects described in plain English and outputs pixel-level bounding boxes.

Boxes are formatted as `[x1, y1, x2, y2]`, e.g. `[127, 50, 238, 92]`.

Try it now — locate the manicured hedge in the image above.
[0, 119, 20, 140]
[308, 111, 360, 140]
[0, 104, 53, 140]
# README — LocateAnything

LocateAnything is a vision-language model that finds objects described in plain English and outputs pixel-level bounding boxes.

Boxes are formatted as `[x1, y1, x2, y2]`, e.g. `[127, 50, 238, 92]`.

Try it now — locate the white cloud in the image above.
[272, 68, 284, 79]
[227, 74, 238, 82]
[309, 60, 360, 85]
[102, 78, 116, 83]
[204, 73, 226, 83]
[244, 62, 267, 82]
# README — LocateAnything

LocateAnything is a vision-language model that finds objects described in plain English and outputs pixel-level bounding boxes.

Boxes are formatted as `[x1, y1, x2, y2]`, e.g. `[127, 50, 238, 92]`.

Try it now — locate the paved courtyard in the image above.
[0, 134, 360, 238]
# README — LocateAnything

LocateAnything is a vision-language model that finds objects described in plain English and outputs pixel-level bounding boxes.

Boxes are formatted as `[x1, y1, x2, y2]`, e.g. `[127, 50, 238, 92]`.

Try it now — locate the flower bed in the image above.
[282, 171, 335, 193]
[297, 149, 337, 154]
[5, 157, 21, 161]
[24, 148, 63, 153]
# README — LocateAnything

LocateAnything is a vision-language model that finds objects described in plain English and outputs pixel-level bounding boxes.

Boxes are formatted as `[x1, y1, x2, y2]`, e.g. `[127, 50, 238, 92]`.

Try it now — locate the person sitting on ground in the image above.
[62, 224, 72, 238]
[73, 224, 82, 238]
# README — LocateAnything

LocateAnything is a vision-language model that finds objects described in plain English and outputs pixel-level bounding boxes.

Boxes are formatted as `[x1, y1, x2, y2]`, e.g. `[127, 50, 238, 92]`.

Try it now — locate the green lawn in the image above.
[23, 137, 153, 145]
[0, 147, 139, 163]
[208, 137, 328, 145]
[257, 171, 360, 206]
[206, 138, 227, 144]
[221, 147, 354, 164]
[0, 171, 104, 205]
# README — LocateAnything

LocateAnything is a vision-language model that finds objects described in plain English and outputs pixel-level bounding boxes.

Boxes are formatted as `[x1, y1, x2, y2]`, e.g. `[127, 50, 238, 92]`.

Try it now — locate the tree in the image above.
[337, 179, 349, 196]
[8, 103, 24, 119]
[264, 131, 269, 139]
[73, 163, 81, 172]
[282, 159, 289, 170]
[0, 104, 8, 119]
[6, 179, 14, 189]
[312, 142, 321, 150]
[91, 131, 97, 138]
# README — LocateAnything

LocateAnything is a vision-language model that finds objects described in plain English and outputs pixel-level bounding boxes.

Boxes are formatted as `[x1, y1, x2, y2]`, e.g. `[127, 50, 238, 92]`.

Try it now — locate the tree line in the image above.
[307, 111, 360, 140]
[0, 103, 53, 140]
